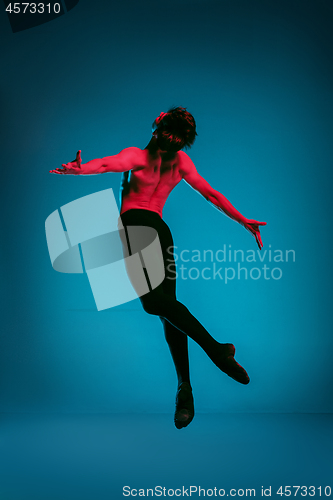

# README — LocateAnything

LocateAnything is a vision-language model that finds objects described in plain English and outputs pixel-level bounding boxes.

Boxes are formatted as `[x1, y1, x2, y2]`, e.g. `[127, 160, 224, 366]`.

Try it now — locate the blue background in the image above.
[1, 0, 333, 414]
[1, 1, 333, 498]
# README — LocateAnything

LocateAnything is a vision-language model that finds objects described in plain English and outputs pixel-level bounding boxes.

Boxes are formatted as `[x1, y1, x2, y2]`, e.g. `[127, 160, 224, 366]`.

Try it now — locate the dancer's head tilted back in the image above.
[152, 107, 197, 152]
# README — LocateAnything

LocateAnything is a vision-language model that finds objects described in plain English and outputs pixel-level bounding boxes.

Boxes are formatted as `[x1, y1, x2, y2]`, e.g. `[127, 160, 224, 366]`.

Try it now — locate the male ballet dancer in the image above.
[50, 107, 266, 429]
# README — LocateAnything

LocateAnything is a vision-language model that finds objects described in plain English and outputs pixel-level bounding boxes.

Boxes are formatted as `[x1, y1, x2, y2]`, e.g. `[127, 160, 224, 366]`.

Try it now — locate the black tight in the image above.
[119, 209, 221, 385]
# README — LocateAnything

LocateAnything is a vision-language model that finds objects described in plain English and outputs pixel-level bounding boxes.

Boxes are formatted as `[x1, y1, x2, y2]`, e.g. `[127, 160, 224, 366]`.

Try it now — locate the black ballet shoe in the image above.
[214, 343, 250, 385]
[174, 382, 195, 429]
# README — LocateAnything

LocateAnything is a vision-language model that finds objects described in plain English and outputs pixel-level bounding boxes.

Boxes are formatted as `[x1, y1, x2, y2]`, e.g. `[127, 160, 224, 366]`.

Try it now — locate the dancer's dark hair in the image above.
[153, 106, 198, 151]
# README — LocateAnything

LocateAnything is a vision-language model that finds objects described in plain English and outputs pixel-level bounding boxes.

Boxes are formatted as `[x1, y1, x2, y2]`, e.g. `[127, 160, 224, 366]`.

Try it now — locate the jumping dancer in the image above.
[51, 107, 266, 429]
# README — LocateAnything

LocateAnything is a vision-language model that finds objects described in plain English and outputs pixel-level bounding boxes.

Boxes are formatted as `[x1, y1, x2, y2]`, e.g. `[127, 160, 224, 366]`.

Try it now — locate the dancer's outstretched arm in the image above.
[50, 148, 139, 175]
[179, 151, 266, 250]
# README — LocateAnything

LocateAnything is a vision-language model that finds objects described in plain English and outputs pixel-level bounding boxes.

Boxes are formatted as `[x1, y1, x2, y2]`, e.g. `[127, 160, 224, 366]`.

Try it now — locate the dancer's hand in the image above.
[50, 150, 82, 175]
[243, 219, 266, 250]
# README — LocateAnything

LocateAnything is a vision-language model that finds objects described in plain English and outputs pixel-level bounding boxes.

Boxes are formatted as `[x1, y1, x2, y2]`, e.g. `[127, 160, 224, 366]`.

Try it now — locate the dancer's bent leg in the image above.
[141, 292, 249, 385]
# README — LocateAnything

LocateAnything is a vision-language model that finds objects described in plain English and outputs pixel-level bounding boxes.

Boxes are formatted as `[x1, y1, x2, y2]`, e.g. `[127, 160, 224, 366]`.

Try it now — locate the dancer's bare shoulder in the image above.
[178, 150, 196, 177]
[112, 146, 145, 171]
[178, 150, 213, 198]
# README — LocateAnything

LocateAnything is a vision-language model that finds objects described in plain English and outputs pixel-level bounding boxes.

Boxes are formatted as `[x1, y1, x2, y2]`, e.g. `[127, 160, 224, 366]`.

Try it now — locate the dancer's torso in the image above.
[120, 148, 183, 218]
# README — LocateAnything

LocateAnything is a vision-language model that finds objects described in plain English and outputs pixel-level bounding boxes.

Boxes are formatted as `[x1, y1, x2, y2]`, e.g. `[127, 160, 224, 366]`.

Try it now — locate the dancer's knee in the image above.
[141, 295, 178, 317]
[141, 298, 164, 316]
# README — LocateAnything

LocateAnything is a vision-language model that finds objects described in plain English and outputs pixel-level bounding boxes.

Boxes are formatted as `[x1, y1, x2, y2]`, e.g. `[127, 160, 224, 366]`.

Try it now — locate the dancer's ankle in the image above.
[177, 380, 192, 391]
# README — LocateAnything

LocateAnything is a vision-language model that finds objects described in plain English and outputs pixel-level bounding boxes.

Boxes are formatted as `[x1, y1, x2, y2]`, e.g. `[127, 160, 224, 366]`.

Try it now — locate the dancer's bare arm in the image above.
[50, 148, 140, 175]
[179, 151, 266, 250]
